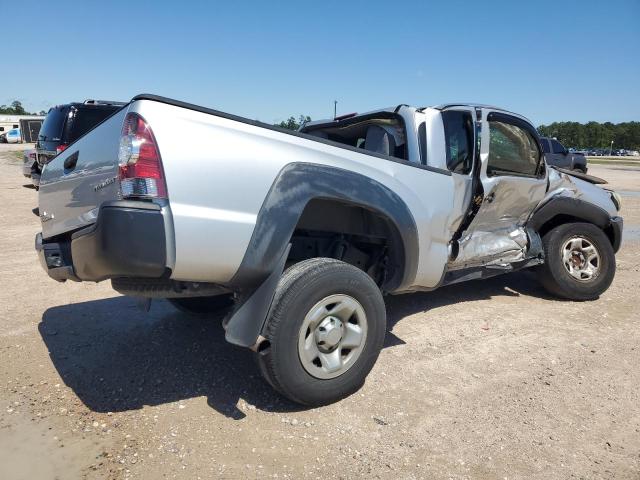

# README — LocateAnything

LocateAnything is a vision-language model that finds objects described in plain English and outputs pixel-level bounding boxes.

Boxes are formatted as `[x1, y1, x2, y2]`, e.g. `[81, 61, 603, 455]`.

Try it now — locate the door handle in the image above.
[64, 151, 79, 171]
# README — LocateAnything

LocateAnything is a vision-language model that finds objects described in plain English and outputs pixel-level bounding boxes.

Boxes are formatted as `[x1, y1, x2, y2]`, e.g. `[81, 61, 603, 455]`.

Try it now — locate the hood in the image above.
[543, 168, 617, 217]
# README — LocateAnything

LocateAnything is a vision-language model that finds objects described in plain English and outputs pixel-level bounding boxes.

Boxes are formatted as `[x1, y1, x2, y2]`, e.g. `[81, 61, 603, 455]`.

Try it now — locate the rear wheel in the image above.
[257, 258, 386, 406]
[168, 294, 235, 317]
[537, 222, 615, 300]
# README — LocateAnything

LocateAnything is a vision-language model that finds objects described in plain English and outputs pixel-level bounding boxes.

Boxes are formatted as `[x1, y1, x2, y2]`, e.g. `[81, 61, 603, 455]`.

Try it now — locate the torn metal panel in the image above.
[447, 173, 546, 270]
[537, 168, 617, 217]
[448, 226, 529, 270]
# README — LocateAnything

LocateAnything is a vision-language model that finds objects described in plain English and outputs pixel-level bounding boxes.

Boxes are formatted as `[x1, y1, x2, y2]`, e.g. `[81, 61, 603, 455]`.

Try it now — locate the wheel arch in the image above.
[528, 196, 621, 252]
[289, 197, 408, 291]
[228, 162, 419, 293]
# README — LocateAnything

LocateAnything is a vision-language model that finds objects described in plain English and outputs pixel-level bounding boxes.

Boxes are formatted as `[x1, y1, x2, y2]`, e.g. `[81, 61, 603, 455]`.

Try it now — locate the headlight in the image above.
[609, 191, 622, 211]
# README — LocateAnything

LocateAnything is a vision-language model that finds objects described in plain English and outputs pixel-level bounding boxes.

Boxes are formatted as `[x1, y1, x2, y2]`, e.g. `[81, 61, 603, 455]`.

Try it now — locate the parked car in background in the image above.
[539, 136, 588, 172]
[0, 128, 21, 143]
[35, 94, 623, 405]
[34, 100, 125, 186]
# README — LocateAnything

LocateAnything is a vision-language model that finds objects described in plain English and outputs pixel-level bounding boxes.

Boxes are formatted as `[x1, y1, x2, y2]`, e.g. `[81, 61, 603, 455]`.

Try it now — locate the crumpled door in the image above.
[448, 109, 547, 270]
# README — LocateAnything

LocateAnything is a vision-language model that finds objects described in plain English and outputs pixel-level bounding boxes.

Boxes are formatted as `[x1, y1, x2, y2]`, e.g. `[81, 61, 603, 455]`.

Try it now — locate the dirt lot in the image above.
[1, 147, 638, 480]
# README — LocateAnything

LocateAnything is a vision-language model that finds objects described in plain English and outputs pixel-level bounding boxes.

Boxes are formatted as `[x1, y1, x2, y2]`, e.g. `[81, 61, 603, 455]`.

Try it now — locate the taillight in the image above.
[118, 112, 167, 199]
[56, 144, 68, 155]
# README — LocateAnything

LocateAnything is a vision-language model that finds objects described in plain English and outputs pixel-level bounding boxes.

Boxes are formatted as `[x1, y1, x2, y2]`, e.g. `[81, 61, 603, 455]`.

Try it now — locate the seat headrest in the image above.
[365, 125, 396, 156]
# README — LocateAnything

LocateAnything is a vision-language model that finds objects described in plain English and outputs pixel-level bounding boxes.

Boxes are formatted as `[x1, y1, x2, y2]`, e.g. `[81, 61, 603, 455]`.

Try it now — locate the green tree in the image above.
[11, 101, 26, 115]
[277, 115, 311, 131]
[537, 121, 640, 150]
[0, 100, 33, 115]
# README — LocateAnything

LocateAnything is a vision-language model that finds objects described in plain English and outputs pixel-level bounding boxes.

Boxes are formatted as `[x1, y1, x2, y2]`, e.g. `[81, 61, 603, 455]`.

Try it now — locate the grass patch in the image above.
[586, 156, 640, 162]
[586, 156, 640, 167]
[587, 160, 640, 167]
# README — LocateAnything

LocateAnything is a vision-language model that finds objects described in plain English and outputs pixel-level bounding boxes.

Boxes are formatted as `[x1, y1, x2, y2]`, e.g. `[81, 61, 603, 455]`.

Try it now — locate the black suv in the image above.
[33, 100, 125, 185]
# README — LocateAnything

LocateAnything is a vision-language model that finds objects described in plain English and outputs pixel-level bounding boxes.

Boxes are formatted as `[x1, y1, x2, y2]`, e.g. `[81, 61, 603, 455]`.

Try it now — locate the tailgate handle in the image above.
[64, 151, 79, 171]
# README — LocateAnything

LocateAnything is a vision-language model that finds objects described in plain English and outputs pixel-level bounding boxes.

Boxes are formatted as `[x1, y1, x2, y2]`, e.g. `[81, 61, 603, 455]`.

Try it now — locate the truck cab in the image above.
[302, 104, 552, 273]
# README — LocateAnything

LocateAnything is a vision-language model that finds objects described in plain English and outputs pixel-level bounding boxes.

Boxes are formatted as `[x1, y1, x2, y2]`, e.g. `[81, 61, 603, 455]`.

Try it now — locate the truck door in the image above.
[449, 109, 547, 269]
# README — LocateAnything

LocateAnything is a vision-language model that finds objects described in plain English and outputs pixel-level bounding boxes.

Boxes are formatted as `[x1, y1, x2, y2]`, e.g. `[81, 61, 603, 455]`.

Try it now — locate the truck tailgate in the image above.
[39, 108, 127, 239]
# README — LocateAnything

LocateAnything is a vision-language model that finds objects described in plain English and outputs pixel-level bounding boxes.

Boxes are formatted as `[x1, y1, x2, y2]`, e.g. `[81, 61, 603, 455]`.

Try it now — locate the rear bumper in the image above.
[36, 201, 168, 282]
[23, 160, 35, 178]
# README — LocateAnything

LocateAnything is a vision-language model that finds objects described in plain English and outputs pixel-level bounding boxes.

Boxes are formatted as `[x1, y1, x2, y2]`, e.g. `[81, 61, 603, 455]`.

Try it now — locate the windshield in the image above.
[39, 107, 68, 142]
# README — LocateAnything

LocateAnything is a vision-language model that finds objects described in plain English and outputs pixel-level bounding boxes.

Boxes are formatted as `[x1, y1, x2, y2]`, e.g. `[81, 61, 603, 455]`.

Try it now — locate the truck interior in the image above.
[301, 113, 408, 161]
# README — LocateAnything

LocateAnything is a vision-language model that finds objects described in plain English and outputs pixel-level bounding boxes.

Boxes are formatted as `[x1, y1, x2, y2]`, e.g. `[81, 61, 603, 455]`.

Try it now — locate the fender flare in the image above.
[229, 162, 419, 291]
[528, 196, 621, 252]
[529, 196, 610, 230]
[224, 162, 419, 348]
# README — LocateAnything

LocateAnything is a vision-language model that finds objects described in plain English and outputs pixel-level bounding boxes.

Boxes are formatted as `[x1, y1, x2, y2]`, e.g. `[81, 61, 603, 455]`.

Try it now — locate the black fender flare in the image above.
[229, 162, 419, 291]
[528, 196, 622, 252]
[224, 162, 419, 348]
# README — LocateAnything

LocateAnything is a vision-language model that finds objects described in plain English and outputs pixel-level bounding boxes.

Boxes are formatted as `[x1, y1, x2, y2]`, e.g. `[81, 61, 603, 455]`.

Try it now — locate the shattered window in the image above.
[487, 121, 540, 176]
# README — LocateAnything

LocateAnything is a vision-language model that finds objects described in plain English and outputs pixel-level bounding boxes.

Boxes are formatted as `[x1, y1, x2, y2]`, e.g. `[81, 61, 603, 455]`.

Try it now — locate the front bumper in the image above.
[36, 201, 168, 282]
[610, 216, 623, 253]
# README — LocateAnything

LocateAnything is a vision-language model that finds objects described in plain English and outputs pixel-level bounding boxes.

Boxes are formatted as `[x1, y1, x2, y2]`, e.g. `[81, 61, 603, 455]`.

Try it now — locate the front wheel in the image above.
[537, 222, 615, 300]
[257, 258, 386, 406]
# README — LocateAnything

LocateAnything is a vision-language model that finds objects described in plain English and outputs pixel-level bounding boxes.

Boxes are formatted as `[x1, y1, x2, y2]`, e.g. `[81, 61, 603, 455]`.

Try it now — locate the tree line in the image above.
[276, 116, 640, 151]
[537, 121, 640, 150]
[276, 115, 311, 130]
[0, 100, 47, 116]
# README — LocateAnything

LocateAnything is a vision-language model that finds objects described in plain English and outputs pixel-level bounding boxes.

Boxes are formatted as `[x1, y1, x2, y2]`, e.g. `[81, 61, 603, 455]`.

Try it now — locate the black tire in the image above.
[537, 222, 615, 300]
[167, 294, 235, 317]
[257, 258, 386, 406]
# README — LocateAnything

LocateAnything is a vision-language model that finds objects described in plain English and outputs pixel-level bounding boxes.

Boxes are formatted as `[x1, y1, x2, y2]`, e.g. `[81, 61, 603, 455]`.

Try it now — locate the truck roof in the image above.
[305, 103, 532, 130]
[427, 103, 534, 124]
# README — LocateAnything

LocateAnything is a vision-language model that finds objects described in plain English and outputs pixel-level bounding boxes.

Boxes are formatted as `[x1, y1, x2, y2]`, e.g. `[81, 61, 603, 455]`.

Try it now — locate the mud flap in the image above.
[224, 244, 291, 348]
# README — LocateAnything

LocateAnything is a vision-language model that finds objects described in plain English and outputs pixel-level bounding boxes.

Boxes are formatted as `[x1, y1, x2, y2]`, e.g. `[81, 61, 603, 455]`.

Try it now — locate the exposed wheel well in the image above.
[286, 198, 406, 291]
[536, 214, 616, 248]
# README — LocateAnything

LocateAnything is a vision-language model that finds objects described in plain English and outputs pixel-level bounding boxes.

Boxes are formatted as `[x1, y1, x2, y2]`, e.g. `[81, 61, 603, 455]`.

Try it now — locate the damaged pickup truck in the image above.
[35, 95, 623, 406]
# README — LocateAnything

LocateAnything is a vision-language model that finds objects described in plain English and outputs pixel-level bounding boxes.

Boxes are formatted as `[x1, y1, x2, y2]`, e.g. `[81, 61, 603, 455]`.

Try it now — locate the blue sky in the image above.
[1, 0, 638, 126]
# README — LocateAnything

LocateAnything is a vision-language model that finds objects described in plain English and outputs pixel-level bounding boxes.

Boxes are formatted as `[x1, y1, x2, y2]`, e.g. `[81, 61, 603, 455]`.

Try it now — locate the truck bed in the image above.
[38, 94, 463, 291]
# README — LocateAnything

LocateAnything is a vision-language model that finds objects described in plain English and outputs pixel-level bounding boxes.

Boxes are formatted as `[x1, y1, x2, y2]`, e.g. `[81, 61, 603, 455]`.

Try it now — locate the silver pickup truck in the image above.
[36, 95, 623, 406]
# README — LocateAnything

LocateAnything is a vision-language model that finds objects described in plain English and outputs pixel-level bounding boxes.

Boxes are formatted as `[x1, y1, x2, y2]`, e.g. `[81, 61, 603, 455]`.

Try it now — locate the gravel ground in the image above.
[0, 146, 638, 480]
